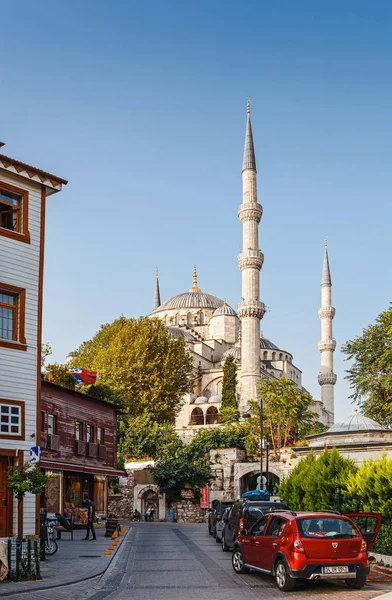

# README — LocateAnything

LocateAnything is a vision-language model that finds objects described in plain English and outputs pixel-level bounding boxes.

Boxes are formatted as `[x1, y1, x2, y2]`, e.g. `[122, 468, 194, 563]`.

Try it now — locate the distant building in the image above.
[0, 141, 66, 537]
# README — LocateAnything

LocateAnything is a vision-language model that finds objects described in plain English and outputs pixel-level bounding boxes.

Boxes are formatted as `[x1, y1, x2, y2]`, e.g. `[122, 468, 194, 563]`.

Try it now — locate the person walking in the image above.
[83, 495, 96, 540]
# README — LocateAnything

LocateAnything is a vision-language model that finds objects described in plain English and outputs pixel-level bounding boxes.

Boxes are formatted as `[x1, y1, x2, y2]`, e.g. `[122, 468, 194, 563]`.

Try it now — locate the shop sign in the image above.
[200, 484, 209, 508]
[181, 489, 194, 499]
[126, 471, 136, 487]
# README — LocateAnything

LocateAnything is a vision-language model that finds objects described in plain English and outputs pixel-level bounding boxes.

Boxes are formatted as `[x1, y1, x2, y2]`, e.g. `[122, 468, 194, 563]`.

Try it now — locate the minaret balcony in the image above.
[237, 250, 264, 271]
[318, 306, 335, 320]
[318, 339, 336, 352]
[238, 202, 263, 223]
[237, 300, 265, 320]
[318, 372, 337, 386]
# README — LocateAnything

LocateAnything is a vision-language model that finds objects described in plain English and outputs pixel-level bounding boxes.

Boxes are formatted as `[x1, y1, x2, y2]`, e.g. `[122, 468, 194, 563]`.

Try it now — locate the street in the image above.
[7, 523, 392, 600]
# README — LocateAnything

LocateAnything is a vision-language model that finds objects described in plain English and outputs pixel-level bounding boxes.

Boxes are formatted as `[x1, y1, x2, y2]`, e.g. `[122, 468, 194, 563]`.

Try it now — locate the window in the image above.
[41, 411, 45, 432]
[97, 427, 104, 444]
[47, 414, 56, 435]
[75, 421, 83, 441]
[86, 424, 94, 443]
[0, 400, 24, 439]
[0, 283, 26, 351]
[252, 515, 269, 536]
[0, 182, 29, 243]
[206, 406, 219, 425]
[265, 517, 287, 537]
[190, 407, 204, 426]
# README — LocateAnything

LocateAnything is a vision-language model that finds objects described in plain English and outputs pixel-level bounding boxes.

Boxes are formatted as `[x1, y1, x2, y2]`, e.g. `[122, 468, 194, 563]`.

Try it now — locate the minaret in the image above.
[318, 240, 337, 424]
[237, 101, 265, 409]
[153, 267, 161, 311]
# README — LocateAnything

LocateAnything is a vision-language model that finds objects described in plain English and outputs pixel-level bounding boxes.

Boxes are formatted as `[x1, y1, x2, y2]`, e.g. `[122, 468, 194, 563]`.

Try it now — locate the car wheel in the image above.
[232, 548, 250, 574]
[222, 534, 230, 552]
[345, 576, 367, 590]
[275, 559, 295, 592]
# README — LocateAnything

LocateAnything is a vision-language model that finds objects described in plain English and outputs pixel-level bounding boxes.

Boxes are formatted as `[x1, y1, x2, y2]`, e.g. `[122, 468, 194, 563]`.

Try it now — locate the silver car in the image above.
[215, 506, 231, 544]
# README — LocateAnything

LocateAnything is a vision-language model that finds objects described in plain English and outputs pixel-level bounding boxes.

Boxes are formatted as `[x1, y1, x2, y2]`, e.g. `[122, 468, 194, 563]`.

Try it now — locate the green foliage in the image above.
[71, 316, 193, 422]
[188, 423, 250, 460]
[346, 453, 392, 518]
[218, 355, 240, 423]
[373, 523, 392, 555]
[278, 449, 357, 511]
[120, 415, 183, 460]
[41, 342, 52, 368]
[78, 383, 122, 405]
[45, 363, 76, 390]
[342, 304, 392, 425]
[7, 464, 50, 502]
[151, 448, 212, 505]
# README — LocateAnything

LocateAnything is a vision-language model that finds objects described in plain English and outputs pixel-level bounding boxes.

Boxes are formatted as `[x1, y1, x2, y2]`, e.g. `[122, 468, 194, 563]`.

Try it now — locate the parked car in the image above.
[208, 499, 234, 537]
[221, 499, 288, 551]
[231, 510, 382, 592]
[215, 507, 230, 543]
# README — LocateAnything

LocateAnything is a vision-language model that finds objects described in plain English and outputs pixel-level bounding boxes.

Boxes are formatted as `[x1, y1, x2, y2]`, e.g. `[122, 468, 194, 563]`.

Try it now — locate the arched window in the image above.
[263, 351, 268, 359]
[199, 312, 205, 325]
[190, 407, 204, 426]
[272, 352, 276, 360]
[279, 353, 282, 360]
[206, 406, 219, 425]
[285, 355, 288, 361]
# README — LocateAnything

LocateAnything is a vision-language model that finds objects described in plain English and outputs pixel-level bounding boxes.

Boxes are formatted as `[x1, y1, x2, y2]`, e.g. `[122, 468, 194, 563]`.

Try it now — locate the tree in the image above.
[151, 448, 212, 506]
[346, 453, 392, 518]
[188, 423, 251, 460]
[254, 377, 320, 460]
[41, 342, 52, 368]
[342, 304, 392, 425]
[78, 383, 122, 405]
[71, 316, 193, 423]
[218, 355, 240, 423]
[7, 463, 49, 503]
[120, 415, 183, 460]
[279, 449, 357, 511]
[45, 363, 76, 390]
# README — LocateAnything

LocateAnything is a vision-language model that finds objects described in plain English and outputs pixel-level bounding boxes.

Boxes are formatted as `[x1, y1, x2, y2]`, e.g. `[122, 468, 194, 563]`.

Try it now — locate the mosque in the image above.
[149, 103, 334, 431]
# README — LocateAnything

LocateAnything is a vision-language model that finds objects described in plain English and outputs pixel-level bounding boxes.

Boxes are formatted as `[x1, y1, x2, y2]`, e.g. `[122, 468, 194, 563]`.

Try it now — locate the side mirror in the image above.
[240, 528, 248, 536]
[216, 514, 222, 521]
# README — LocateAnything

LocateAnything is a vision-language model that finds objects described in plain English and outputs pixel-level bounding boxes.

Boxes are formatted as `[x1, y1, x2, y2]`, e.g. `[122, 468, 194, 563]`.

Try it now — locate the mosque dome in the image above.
[328, 411, 384, 433]
[166, 326, 195, 342]
[211, 301, 237, 318]
[195, 396, 208, 404]
[260, 336, 280, 350]
[222, 347, 241, 361]
[209, 395, 222, 403]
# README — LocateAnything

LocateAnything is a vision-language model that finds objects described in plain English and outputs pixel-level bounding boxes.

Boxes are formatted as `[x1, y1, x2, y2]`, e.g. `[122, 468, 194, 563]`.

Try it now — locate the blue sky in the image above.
[1, 1, 391, 420]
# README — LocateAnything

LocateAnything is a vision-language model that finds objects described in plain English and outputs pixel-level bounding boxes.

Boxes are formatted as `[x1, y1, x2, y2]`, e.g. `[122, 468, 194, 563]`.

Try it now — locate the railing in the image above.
[5, 538, 41, 581]
[75, 440, 87, 455]
[88, 442, 98, 458]
[98, 444, 107, 460]
[48, 434, 60, 451]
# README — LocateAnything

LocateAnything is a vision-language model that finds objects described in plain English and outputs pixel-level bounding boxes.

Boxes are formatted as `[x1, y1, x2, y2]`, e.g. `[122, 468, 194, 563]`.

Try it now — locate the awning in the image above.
[40, 460, 125, 477]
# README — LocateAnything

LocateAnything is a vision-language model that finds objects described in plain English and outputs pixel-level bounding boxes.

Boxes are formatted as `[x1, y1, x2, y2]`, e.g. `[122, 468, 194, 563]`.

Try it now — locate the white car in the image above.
[215, 507, 231, 544]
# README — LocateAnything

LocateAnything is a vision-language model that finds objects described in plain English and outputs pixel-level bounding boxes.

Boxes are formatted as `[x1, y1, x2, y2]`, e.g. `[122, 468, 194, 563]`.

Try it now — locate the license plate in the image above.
[321, 566, 349, 574]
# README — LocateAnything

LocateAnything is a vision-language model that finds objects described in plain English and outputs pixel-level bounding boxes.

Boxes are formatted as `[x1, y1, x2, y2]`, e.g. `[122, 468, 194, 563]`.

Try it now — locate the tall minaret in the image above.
[237, 101, 265, 409]
[317, 240, 337, 424]
[153, 267, 161, 311]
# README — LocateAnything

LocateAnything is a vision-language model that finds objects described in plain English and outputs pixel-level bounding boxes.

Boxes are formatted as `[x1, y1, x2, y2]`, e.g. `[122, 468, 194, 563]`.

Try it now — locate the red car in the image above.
[232, 511, 381, 592]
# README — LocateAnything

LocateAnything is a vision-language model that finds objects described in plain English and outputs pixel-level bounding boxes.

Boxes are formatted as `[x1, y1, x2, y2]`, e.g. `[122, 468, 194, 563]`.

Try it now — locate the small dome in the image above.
[222, 347, 241, 361]
[166, 326, 195, 342]
[212, 303, 237, 318]
[209, 395, 222, 403]
[328, 411, 384, 433]
[195, 396, 208, 404]
[260, 337, 279, 350]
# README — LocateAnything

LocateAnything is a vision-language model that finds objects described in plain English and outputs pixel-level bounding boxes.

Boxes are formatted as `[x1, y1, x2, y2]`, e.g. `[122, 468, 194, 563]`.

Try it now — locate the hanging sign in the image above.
[200, 484, 209, 508]
[126, 471, 136, 487]
[181, 489, 195, 499]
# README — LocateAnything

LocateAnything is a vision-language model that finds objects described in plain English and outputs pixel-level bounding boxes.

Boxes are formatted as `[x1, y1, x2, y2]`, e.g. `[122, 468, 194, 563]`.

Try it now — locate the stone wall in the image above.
[108, 487, 133, 519]
[172, 501, 205, 523]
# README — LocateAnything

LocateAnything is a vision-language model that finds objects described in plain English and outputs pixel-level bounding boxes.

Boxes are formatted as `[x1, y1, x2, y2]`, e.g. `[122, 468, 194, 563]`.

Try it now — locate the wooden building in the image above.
[0, 142, 66, 537]
[40, 380, 124, 517]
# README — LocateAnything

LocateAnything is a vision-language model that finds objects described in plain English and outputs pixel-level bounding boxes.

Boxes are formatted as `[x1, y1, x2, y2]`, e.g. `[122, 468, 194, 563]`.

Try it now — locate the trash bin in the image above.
[165, 509, 175, 522]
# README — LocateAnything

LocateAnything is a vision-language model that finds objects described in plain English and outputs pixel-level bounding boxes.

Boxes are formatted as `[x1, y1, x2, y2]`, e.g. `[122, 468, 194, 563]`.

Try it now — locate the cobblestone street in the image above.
[4, 523, 392, 600]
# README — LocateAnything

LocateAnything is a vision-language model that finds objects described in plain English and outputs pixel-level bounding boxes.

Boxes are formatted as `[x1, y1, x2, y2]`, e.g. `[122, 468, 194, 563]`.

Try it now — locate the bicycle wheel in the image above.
[45, 538, 58, 555]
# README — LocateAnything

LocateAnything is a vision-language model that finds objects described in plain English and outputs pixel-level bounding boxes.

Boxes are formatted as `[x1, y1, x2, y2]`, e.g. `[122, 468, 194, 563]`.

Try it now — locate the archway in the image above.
[240, 469, 281, 496]
[206, 406, 218, 425]
[190, 407, 204, 425]
[142, 488, 159, 521]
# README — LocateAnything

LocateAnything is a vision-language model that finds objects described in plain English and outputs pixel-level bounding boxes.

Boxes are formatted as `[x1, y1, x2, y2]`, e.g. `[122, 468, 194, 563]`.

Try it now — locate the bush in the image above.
[188, 424, 250, 460]
[373, 522, 392, 555]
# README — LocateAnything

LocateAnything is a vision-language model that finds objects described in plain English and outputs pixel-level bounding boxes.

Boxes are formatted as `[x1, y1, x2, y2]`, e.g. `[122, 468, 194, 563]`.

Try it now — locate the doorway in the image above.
[142, 489, 159, 521]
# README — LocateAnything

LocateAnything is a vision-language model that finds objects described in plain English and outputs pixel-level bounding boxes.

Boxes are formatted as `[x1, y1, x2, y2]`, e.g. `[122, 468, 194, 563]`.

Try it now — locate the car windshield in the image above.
[220, 502, 233, 511]
[246, 506, 267, 523]
[297, 517, 359, 539]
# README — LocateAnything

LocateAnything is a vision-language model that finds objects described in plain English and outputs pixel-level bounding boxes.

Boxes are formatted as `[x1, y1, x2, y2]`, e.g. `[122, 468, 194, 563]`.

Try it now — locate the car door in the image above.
[343, 512, 382, 550]
[227, 504, 242, 547]
[243, 515, 271, 568]
[258, 516, 288, 571]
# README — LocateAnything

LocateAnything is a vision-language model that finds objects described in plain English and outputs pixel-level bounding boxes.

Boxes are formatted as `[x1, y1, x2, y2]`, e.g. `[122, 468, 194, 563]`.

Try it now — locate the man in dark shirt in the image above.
[83, 496, 97, 540]
[54, 512, 71, 533]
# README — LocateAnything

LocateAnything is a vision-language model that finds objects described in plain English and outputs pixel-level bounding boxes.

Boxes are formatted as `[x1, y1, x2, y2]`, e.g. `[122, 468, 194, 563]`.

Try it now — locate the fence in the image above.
[5, 538, 41, 581]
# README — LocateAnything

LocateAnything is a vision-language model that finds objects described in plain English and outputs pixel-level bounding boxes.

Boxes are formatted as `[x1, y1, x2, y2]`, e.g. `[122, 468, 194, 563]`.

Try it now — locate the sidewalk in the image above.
[0, 523, 130, 597]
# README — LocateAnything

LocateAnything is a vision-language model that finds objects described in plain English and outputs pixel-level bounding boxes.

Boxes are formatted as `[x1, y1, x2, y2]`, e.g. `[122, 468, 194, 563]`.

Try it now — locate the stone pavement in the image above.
[0, 523, 128, 597]
[2, 523, 392, 600]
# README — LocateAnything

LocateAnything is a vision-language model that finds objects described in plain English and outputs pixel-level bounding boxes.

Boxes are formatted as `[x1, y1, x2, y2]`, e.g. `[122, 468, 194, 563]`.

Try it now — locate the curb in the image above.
[372, 594, 392, 600]
[0, 527, 130, 598]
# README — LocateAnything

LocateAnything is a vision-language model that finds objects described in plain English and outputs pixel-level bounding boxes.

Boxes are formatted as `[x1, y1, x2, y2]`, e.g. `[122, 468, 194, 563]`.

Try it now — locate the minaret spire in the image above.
[153, 267, 161, 311]
[318, 240, 336, 425]
[189, 265, 201, 293]
[237, 101, 265, 409]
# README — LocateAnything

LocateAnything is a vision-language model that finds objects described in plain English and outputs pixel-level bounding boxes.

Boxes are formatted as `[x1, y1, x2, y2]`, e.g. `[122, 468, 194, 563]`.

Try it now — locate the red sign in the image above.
[200, 484, 209, 508]
[181, 489, 195, 499]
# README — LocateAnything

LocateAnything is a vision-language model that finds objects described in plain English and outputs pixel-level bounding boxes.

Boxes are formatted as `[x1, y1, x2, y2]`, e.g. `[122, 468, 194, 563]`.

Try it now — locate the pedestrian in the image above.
[53, 512, 71, 534]
[149, 506, 155, 522]
[83, 495, 97, 540]
[144, 507, 151, 522]
[133, 509, 141, 522]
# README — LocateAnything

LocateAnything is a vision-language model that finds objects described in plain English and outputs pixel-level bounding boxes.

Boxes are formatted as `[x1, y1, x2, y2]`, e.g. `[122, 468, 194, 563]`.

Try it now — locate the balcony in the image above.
[88, 442, 98, 458]
[98, 445, 107, 460]
[75, 440, 87, 456]
[48, 434, 60, 451]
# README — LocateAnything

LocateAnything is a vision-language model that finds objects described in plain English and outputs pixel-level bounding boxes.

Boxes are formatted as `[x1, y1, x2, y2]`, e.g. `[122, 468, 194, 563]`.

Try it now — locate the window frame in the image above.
[75, 420, 83, 441]
[97, 427, 104, 444]
[47, 413, 56, 436]
[0, 399, 25, 440]
[0, 283, 26, 351]
[86, 424, 94, 443]
[0, 181, 30, 244]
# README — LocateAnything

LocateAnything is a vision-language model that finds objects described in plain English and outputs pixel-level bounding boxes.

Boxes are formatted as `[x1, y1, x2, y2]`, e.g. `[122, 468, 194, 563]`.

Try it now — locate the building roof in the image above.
[166, 326, 195, 342]
[41, 379, 123, 411]
[212, 302, 237, 317]
[328, 412, 384, 433]
[0, 152, 68, 186]
[154, 291, 224, 312]
[259, 337, 279, 350]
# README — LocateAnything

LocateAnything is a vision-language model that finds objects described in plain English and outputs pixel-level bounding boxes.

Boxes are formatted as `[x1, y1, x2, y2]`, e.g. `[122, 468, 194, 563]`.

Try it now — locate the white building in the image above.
[0, 141, 66, 537]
